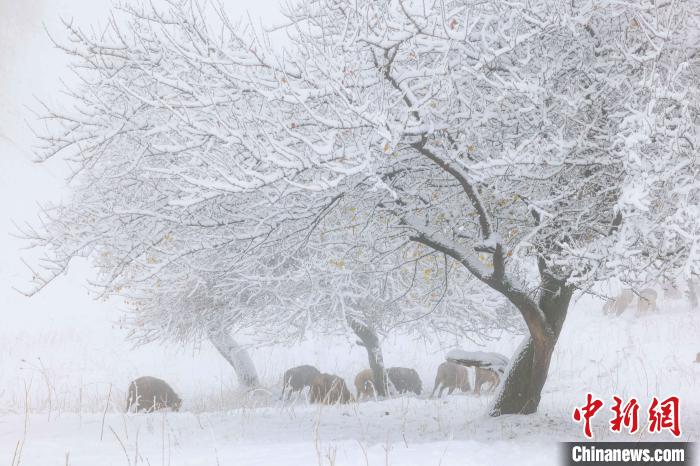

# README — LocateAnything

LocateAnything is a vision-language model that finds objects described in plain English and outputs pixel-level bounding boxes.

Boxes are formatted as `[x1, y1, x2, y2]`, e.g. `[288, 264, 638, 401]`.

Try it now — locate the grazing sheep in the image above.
[603, 288, 634, 315]
[281, 365, 321, 401]
[637, 288, 658, 313]
[126, 376, 182, 413]
[354, 369, 376, 400]
[662, 279, 683, 300]
[387, 367, 422, 395]
[310, 373, 354, 404]
[473, 367, 500, 395]
[431, 362, 470, 398]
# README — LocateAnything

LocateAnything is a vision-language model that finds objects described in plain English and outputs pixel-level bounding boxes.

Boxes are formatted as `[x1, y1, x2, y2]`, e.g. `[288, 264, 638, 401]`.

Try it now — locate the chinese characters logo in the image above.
[573, 393, 681, 438]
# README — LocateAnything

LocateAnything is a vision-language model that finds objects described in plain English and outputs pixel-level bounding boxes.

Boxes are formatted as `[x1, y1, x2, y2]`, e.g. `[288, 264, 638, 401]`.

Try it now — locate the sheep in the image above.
[281, 365, 321, 401]
[387, 367, 422, 395]
[473, 367, 500, 395]
[603, 288, 634, 315]
[310, 373, 354, 404]
[126, 376, 182, 413]
[637, 288, 658, 313]
[354, 369, 375, 400]
[662, 279, 683, 300]
[431, 362, 470, 398]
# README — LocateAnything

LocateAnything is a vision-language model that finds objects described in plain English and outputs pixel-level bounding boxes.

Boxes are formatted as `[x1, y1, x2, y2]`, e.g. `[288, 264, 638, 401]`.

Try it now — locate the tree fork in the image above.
[348, 317, 389, 397]
[490, 270, 573, 416]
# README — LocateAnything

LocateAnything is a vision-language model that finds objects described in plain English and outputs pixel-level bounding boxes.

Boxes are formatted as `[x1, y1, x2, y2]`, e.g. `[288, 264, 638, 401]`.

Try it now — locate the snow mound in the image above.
[446, 349, 509, 371]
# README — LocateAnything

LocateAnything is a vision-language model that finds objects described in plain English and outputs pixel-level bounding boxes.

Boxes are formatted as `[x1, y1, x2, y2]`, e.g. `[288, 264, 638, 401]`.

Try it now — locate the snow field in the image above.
[2, 294, 699, 465]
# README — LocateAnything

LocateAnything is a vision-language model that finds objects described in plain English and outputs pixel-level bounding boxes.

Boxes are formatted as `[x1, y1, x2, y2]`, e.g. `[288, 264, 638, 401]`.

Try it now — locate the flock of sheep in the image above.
[603, 288, 659, 315]
[125, 361, 504, 412]
[123, 283, 700, 413]
[603, 280, 700, 316]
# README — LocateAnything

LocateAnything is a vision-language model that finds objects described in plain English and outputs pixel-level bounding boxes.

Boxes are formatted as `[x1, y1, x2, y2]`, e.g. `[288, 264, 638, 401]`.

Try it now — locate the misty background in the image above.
[0, 0, 318, 398]
[0, 1, 456, 404]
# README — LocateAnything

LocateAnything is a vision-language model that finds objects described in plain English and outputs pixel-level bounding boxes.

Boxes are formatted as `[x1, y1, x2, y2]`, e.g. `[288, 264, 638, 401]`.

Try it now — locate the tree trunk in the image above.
[208, 329, 260, 389]
[687, 278, 698, 308]
[347, 318, 388, 397]
[490, 272, 573, 416]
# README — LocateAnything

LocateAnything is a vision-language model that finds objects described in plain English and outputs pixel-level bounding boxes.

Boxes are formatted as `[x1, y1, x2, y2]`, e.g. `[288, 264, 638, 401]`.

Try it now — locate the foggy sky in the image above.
[0, 0, 284, 329]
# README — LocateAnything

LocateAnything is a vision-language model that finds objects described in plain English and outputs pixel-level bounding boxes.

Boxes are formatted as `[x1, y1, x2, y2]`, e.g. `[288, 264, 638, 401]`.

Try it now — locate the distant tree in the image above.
[24, 0, 699, 414]
[258, 248, 519, 397]
[114, 237, 516, 396]
[128, 275, 261, 388]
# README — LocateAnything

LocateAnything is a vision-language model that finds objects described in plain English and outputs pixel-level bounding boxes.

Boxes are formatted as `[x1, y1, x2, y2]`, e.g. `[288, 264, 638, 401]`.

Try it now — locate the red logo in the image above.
[573, 394, 682, 439]
[573, 393, 604, 438]
[648, 396, 681, 437]
[610, 396, 640, 434]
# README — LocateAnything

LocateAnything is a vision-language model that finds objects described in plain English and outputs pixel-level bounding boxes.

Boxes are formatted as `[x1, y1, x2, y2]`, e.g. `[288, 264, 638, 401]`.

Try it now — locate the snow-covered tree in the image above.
[129, 275, 261, 388]
[21, 158, 516, 394]
[264, 246, 520, 396]
[24, 0, 699, 414]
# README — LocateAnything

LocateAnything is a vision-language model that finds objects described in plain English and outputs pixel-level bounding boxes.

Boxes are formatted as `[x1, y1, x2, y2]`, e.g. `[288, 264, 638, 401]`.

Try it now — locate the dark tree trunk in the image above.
[348, 318, 388, 397]
[490, 271, 573, 416]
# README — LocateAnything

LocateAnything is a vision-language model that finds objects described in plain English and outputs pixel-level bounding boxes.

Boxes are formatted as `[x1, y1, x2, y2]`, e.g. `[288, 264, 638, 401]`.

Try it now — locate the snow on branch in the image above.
[446, 349, 509, 371]
[21, 0, 700, 347]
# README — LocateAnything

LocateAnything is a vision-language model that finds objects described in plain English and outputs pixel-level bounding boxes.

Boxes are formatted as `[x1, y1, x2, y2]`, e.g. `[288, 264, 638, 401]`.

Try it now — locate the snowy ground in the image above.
[2, 399, 562, 466]
[2, 294, 699, 466]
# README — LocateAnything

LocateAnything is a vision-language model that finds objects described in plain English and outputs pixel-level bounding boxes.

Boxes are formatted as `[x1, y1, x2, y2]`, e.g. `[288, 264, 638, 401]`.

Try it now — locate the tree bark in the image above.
[490, 270, 573, 416]
[687, 278, 698, 308]
[347, 318, 388, 397]
[208, 329, 260, 389]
